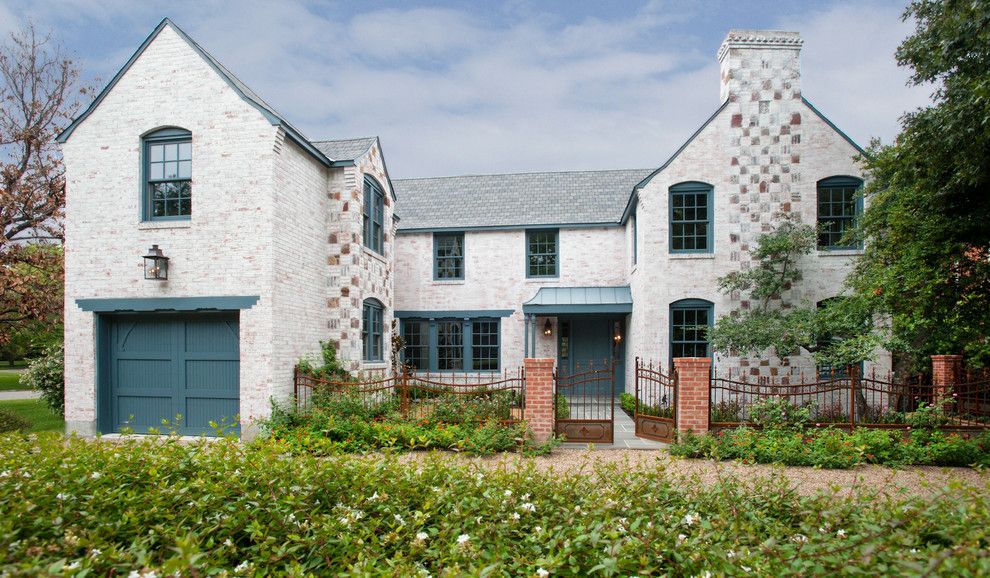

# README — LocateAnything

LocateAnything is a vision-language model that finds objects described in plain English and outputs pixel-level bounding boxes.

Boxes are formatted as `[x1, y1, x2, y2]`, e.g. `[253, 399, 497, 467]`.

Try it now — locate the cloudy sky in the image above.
[2, 0, 931, 178]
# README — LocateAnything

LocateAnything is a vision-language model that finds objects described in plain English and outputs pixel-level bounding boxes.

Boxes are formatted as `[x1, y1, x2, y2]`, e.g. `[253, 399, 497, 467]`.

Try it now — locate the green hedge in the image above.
[1, 434, 990, 576]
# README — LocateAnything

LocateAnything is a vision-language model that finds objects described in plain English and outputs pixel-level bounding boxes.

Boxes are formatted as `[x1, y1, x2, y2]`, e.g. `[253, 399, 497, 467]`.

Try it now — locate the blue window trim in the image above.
[669, 181, 714, 254]
[395, 309, 513, 319]
[816, 175, 864, 250]
[362, 298, 384, 362]
[399, 317, 501, 372]
[669, 298, 714, 364]
[141, 127, 192, 222]
[76, 296, 259, 312]
[525, 228, 559, 278]
[433, 232, 465, 280]
[363, 176, 386, 255]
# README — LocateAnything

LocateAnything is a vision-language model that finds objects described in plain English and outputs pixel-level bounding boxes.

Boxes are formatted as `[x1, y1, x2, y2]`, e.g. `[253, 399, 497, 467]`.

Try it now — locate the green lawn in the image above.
[0, 399, 63, 432]
[0, 371, 25, 391]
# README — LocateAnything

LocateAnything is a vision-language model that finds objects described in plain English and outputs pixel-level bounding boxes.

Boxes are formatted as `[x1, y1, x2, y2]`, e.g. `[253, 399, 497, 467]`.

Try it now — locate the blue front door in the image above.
[558, 316, 624, 395]
[106, 312, 240, 435]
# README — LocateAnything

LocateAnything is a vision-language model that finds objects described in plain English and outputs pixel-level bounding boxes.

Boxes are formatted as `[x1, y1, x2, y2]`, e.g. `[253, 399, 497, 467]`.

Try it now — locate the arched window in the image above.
[362, 298, 384, 362]
[363, 176, 385, 254]
[669, 182, 713, 253]
[143, 127, 192, 220]
[670, 299, 714, 362]
[816, 176, 863, 249]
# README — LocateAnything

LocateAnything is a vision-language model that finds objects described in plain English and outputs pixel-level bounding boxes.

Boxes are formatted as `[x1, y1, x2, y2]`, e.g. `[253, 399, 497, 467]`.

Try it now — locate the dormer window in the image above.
[143, 127, 192, 220]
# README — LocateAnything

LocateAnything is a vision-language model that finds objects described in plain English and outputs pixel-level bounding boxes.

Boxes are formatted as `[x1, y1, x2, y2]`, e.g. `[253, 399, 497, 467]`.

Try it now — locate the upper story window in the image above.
[434, 233, 464, 280]
[670, 298, 713, 362]
[670, 182, 713, 253]
[526, 229, 558, 278]
[144, 127, 191, 220]
[817, 176, 863, 250]
[362, 298, 384, 362]
[363, 176, 385, 254]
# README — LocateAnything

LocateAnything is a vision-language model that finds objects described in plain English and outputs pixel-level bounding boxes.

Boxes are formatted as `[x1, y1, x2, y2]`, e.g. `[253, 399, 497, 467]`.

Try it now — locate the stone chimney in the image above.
[718, 30, 803, 105]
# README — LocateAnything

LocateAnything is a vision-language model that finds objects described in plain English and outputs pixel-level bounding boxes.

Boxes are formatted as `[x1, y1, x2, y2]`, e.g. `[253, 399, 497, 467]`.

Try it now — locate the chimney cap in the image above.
[717, 29, 803, 62]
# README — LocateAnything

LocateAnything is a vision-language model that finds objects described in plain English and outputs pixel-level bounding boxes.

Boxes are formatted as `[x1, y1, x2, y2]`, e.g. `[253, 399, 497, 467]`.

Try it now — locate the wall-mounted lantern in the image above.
[143, 244, 169, 280]
[613, 321, 622, 344]
[543, 319, 553, 337]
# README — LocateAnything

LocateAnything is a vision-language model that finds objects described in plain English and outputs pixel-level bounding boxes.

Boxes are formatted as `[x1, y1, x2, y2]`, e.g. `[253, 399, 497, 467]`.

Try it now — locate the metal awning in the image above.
[522, 286, 632, 315]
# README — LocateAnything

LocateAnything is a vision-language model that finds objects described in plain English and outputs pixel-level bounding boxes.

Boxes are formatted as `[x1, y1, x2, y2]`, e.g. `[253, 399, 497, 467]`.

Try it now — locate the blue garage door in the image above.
[107, 313, 240, 435]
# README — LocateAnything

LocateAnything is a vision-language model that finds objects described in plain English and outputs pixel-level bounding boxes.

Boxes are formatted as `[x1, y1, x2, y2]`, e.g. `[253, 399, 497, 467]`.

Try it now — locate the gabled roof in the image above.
[313, 137, 377, 162]
[393, 168, 653, 232]
[56, 18, 336, 169]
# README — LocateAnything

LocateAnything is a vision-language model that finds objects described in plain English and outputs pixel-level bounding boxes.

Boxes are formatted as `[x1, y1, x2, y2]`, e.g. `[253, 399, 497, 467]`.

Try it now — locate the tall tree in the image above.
[852, 0, 990, 367]
[0, 23, 86, 342]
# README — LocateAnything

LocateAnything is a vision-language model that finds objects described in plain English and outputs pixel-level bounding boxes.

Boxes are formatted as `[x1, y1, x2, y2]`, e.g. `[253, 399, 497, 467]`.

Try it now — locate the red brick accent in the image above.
[931, 355, 963, 404]
[731, 114, 743, 127]
[524, 358, 555, 442]
[674, 357, 712, 435]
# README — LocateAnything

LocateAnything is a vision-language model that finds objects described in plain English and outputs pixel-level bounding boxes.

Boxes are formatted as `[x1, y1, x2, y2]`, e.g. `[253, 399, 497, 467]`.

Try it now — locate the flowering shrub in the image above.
[750, 397, 811, 430]
[2, 433, 990, 576]
[19, 344, 64, 417]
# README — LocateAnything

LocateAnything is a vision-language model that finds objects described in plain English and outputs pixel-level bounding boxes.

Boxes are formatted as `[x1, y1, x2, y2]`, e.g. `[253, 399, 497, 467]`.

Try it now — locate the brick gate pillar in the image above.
[674, 357, 712, 435]
[931, 354, 963, 406]
[524, 358, 555, 442]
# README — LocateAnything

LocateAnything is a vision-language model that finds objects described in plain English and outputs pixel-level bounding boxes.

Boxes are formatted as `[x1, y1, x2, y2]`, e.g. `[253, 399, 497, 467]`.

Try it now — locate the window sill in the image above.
[525, 277, 560, 283]
[137, 220, 192, 231]
[362, 247, 388, 265]
[817, 249, 863, 257]
[668, 253, 715, 260]
[432, 280, 466, 285]
[362, 361, 387, 368]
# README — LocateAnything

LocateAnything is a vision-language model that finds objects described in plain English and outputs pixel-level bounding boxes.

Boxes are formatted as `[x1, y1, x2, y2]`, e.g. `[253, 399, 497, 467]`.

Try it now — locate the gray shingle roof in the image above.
[393, 169, 654, 231]
[313, 137, 377, 162]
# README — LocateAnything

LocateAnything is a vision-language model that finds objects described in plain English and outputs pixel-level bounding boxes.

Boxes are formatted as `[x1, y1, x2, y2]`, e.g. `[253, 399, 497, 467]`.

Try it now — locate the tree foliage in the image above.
[708, 215, 880, 367]
[852, 0, 990, 367]
[0, 22, 86, 342]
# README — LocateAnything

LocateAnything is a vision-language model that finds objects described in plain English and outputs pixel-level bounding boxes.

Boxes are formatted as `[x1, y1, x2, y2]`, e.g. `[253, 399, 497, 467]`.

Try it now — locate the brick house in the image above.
[60, 20, 886, 437]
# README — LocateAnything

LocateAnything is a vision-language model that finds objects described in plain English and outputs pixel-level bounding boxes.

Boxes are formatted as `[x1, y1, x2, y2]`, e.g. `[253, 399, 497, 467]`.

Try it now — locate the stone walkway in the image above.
[0, 390, 40, 401]
[560, 403, 668, 450]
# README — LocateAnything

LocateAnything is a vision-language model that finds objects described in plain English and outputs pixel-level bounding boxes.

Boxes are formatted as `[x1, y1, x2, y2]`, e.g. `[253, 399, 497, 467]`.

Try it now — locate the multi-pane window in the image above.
[472, 320, 499, 371]
[436, 321, 464, 371]
[670, 182, 713, 253]
[817, 176, 863, 249]
[670, 300, 713, 361]
[400, 318, 501, 372]
[362, 299, 384, 362]
[526, 229, 558, 277]
[363, 177, 385, 254]
[401, 320, 428, 371]
[144, 128, 192, 220]
[434, 233, 464, 280]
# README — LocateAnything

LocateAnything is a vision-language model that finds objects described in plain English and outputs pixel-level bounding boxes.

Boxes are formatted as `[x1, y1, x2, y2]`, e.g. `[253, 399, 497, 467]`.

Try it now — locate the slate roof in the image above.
[393, 168, 654, 231]
[312, 137, 377, 162]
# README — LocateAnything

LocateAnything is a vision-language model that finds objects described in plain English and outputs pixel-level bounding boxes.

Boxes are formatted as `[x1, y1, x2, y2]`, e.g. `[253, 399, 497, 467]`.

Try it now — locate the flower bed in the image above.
[2, 433, 990, 576]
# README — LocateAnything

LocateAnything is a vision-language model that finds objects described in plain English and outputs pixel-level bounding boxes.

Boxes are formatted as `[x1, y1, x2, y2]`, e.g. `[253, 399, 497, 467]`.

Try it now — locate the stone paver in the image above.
[560, 401, 668, 450]
[0, 390, 41, 401]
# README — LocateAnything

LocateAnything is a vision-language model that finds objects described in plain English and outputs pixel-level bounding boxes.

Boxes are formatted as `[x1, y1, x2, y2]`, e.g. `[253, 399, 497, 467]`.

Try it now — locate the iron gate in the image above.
[634, 358, 677, 443]
[554, 360, 615, 443]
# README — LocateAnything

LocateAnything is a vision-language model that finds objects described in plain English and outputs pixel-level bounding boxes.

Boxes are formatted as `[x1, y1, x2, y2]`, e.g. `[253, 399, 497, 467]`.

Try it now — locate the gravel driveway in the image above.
[397, 449, 989, 498]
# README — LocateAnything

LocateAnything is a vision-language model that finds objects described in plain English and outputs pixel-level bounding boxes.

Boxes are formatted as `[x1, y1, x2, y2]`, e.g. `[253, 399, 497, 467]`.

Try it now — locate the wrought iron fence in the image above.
[633, 358, 677, 443]
[709, 366, 990, 430]
[554, 360, 615, 444]
[294, 367, 525, 424]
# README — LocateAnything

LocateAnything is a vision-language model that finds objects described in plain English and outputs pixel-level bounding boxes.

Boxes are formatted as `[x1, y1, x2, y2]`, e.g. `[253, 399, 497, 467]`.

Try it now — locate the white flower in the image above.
[520, 502, 536, 513]
[511, 512, 520, 521]
[573, 506, 581, 513]
[234, 560, 251, 572]
[224, 538, 233, 547]
[534, 526, 543, 533]
[536, 569, 549, 577]
[504, 490, 513, 497]
[56, 493, 68, 501]
[66, 560, 81, 570]
[837, 529, 847, 538]
[415, 531, 429, 542]
[370, 492, 379, 501]
[457, 534, 470, 546]
[727, 550, 735, 559]
[522, 493, 531, 500]
[742, 566, 752, 573]
[682, 513, 698, 526]
[89, 548, 101, 558]
[394, 514, 405, 525]
[677, 533, 687, 542]
[792, 534, 808, 543]
[90, 472, 101, 479]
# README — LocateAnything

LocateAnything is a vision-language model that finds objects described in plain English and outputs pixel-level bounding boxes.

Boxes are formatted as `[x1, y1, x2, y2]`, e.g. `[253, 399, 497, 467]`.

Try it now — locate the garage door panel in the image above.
[185, 319, 239, 354]
[116, 395, 173, 431]
[117, 359, 174, 389]
[117, 320, 173, 352]
[184, 398, 239, 433]
[185, 360, 239, 390]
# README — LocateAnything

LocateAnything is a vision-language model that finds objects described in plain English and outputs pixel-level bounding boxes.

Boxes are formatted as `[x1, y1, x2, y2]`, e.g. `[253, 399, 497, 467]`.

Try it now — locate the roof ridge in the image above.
[395, 167, 654, 182]
[312, 136, 377, 143]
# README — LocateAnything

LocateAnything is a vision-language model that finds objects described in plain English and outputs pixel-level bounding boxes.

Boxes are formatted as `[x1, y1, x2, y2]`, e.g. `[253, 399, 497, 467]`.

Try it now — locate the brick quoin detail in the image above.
[674, 357, 712, 435]
[524, 358, 555, 442]
[931, 355, 963, 403]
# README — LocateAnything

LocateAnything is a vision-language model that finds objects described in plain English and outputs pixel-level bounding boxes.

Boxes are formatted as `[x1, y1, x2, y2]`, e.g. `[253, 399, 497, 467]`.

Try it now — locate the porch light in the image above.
[613, 321, 622, 343]
[543, 319, 553, 336]
[143, 244, 169, 280]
